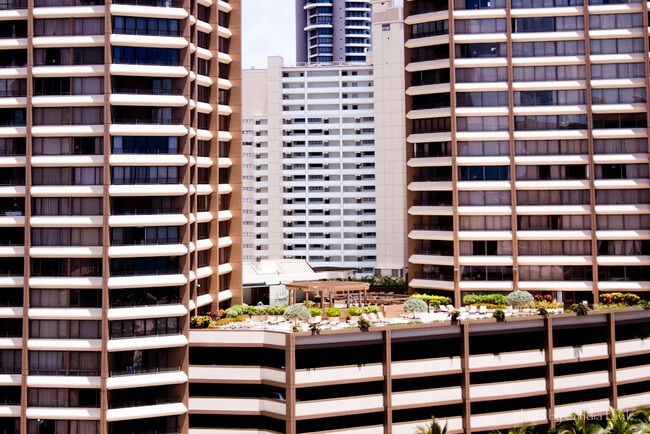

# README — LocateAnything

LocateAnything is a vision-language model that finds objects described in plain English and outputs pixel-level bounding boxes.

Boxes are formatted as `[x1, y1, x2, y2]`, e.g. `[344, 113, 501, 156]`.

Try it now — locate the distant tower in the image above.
[295, 0, 372, 63]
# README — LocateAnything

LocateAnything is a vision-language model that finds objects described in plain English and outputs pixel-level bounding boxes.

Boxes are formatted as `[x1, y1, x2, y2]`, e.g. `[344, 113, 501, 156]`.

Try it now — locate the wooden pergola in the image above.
[284, 281, 371, 308]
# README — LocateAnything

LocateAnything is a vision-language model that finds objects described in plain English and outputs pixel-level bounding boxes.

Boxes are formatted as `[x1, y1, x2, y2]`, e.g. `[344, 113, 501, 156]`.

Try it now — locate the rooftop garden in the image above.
[190, 290, 649, 332]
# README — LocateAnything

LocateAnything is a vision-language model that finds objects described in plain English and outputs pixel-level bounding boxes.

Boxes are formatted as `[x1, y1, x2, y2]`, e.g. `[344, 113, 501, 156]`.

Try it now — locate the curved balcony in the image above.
[106, 368, 187, 390]
[106, 333, 188, 352]
[106, 399, 186, 422]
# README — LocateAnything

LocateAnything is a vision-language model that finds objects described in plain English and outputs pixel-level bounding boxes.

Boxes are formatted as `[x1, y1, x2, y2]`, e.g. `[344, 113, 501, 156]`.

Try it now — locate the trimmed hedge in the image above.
[463, 293, 508, 306]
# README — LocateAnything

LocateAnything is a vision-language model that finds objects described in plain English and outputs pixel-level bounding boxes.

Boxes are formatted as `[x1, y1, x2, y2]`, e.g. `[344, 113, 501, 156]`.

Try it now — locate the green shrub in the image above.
[234, 314, 250, 322]
[266, 304, 287, 316]
[571, 303, 591, 316]
[403, 298, 428, 315]
[225, 305, 247, 318]
[450, 310, 461, 322]
[190, 315, 211, 329]
[283, 304, 311, 322]
[308, 307, 322, 317]
[463, 293, 508, 306]
[365, 305, 380, 314]
[358, 318, 371, 329]
[347, 307, 362, 316]
[213, 318, 235, 326]
[326, 307, 342, 317]
[639, 300, 650, 310]
[246, 306, 264, 316]
[507, 291, 534, 308]
[493, 309, 505, 320]
[412, 293, 452, 307]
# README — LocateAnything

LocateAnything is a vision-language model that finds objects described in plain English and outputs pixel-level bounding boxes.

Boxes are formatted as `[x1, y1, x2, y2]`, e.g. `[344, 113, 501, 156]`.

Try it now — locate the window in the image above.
[458, 191, 511, 205]
[456, 92, 508, 107]
[513, 16, 583, 32]
[460, 215, 511, 230]
[457, 116, 509, 131]
[590, 13, 643, 29]
[513, 40, 584, 57]
[517, 190, 590, 205]
[461, 266, 513, 280]
[518, 215, 591, 230]
[591, 63, 645, 79]
[30, 320, 101, 339]
[459, 165, 509, 181]
[515, 140, 588, 155]
[112, 136, 178, 154]
[591, 38, 644, 54]
[411, 20, 449, 37]
[455, 18, 505, 34]
[458, 141, 509, 156]
[112, 46, 180, 66]
[519, 265, 593, 281]
[456, 67, 506, 83]
[514, 90, 586, 106]
[514, 115, 587, 130]
[113, 16, 179, 36]
[460, 240, 512, 255]
[592, 113, 647, 129]
[0, 79, 26, 97]
[456, 42, 505, 58]
[514, 65, 585, 81]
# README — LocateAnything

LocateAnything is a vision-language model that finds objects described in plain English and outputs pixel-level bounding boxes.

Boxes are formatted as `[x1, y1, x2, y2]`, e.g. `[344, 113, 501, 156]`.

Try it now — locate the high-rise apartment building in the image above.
[405, 0, 650, 305]
[295, 0, 372, 64]
[242, 57, 377, 275]
[0, 0, 240, 431]
[369, 0, 407, 277]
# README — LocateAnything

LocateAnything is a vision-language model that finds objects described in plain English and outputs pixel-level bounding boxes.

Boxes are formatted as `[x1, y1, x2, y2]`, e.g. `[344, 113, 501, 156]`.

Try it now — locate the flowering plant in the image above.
[207, 309, 227, 320]
[190, 315, 211, 329]
[600, 292, 640, 306]
[534, 294, 553, 302]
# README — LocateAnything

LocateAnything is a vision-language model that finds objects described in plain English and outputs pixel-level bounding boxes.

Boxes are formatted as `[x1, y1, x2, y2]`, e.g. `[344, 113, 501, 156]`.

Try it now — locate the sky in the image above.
[242, 0, 297, 69]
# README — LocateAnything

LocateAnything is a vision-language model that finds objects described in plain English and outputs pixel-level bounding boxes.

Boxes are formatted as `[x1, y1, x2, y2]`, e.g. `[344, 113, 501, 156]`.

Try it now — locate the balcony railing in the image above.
[109, 366, 181, 377]
[110, 329, 180, 339]
[112, 238, 180, 246]
[112, 118, 182, 125]
[112, 0, 182, 6]
[29, 369, 101, 376]
[111, 177, 181, 185]
[112, 88, 183, 95]
[109, 396, 180, 409]
[112, 28, 182, 37]
[110, 298, 180, 308]
[111, 207, 182, 215]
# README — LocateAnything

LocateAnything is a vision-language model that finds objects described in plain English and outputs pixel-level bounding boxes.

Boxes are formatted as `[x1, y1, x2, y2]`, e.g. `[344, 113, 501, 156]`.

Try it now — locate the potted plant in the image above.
[309, 322, 321, 334]
[537, 307, 549, 316]
[347, 306, 362, 322]
[450, 310, 461, 323]
[283, 304, 311, 325]
[507, 290, 534, 311]
[326, 307, 342, 324]
[308, 307, 322, 323]
[365, 305, 380, 314]
[403, 298, 428, 319]
[358, 317, 371, 330]
[570, 303, 591, 316]
[493, 309, 505, 322]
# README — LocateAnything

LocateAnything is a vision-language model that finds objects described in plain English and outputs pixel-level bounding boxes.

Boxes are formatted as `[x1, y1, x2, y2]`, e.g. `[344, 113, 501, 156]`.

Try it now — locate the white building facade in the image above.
[243, 57, 377, 275]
